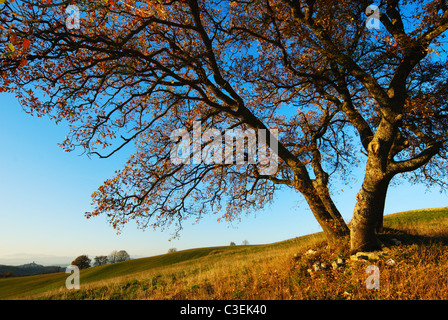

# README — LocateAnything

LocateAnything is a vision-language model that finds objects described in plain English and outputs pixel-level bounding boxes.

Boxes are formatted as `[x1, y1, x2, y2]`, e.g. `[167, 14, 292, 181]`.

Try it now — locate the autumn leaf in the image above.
[22, 39, 30, 49]
[3, 43, 16, 57]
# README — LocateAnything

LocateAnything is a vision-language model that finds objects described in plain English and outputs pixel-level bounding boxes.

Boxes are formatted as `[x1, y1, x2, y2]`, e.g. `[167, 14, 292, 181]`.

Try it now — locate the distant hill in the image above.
[18, 262, 43, 269]
[0, 262, 63, 278]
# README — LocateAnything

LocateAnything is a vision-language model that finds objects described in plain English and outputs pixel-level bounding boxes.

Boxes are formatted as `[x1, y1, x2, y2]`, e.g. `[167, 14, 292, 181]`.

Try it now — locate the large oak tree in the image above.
[1, 0, 447, 252]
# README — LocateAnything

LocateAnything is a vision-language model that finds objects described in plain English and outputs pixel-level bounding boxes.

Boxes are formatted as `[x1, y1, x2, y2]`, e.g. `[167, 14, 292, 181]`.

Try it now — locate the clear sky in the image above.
[1, 91, 447, 266]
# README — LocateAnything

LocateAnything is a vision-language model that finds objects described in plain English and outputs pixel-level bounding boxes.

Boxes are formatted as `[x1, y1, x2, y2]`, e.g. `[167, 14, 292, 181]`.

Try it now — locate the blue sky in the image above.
[1, 1, 447, 266]
[1, 91, 447, 266]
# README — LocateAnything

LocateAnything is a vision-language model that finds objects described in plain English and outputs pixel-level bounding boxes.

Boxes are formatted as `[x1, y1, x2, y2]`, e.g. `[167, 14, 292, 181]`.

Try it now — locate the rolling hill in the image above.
[0, 263, 63, 278]
[1, 207, 447, 300]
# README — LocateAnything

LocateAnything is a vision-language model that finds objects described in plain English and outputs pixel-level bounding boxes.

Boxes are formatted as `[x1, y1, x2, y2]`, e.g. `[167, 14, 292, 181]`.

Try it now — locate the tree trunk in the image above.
[314, 180, 350, 237]
[350, 157, 392, 253]
[291, 162, 349, 246]
[350, 114, 400, 253]
[300, 185, 349, 245]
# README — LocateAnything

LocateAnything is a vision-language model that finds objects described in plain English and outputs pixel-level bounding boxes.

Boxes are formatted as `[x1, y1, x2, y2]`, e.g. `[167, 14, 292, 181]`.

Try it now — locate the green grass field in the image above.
[1, 207, 447, 300]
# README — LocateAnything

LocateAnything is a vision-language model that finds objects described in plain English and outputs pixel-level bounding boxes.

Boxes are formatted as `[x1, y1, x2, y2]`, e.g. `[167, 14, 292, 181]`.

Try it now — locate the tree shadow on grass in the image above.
[378, 227, 448, 247]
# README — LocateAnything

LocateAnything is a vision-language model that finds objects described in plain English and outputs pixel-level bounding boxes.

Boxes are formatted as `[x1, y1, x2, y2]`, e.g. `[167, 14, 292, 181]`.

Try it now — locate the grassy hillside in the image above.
[1, 207, 448, 300]
[0, 234, 323, 300]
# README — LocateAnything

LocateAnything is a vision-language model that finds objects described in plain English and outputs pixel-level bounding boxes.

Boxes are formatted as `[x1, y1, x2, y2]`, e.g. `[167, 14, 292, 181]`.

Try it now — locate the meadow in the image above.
[1, 207, 447, 300]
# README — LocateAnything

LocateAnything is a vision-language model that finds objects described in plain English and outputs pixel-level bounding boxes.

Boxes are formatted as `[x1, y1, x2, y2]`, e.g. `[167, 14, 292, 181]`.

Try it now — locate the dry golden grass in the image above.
[27, 207, 448, 300]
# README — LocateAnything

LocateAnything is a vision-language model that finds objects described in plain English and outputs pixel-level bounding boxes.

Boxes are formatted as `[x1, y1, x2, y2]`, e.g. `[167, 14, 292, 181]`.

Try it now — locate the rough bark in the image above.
[350, 178, 391, 253]
[350, 118, 397, 253]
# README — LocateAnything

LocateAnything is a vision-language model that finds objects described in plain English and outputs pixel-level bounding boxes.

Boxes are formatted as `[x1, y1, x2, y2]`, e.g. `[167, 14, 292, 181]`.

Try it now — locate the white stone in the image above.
[386, 258, 396, 266]
[351, 252, 380, 261]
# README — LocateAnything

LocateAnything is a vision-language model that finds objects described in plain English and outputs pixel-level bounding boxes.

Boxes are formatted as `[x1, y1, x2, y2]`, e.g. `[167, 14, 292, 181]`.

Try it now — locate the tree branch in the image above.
[389, 141, 444, 174]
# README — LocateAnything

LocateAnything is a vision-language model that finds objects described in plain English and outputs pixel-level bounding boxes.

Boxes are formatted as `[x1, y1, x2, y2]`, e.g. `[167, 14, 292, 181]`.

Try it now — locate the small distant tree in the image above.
[108, 251, 118, 264]
[230, 242, 236, 246]
[108, 250, 130, 263]
[168, 248, 177, 253]
[0, 272, 13, 278]
[93, 255, 108, 267]
[71, 255, 91, 270]
[242, 240, 249, 246]
[116, 250, 131, 262]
